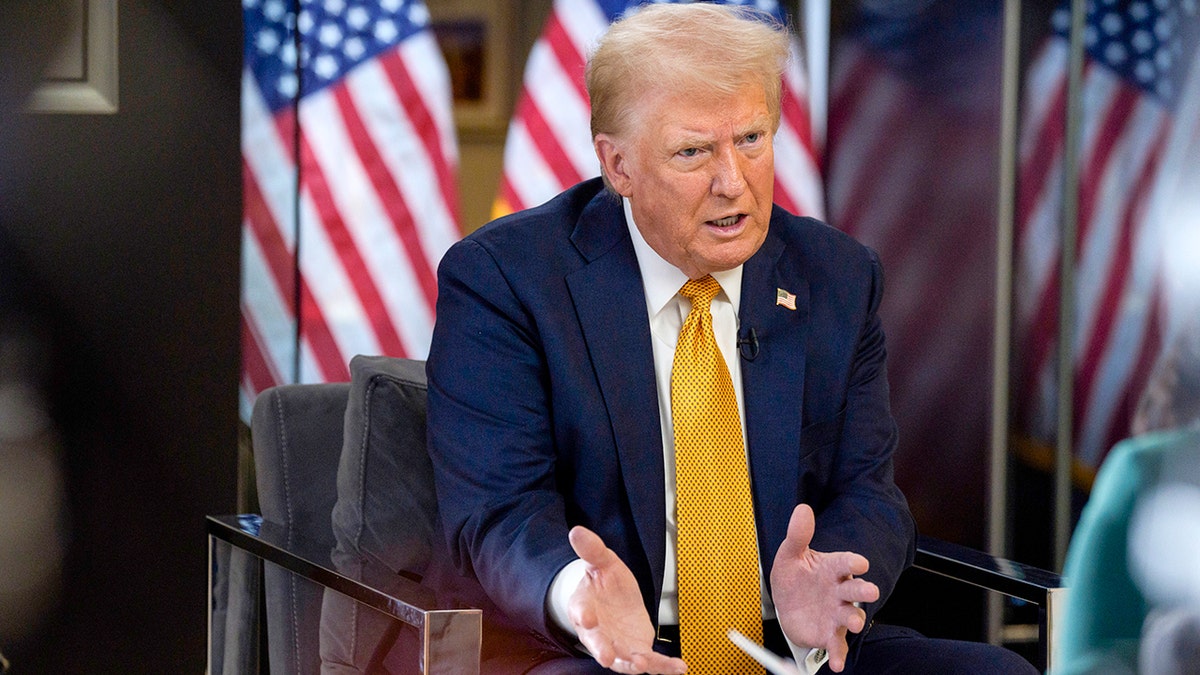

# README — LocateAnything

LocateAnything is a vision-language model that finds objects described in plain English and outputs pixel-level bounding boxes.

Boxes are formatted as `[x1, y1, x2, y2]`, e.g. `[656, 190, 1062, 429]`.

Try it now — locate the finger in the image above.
[829, 551, 870, 578]
[838, 603, 868, 634]
[569, 525, 616, 568]
[838, 577, 880, 605]
[780, 504, 816, 556]
[630, 652, 688, 675]
[826, 627, 850, 672]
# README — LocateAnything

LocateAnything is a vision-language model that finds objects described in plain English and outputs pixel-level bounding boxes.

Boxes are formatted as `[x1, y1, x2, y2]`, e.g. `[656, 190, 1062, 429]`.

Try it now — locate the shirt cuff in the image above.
[781, 627, 829, 675]
[547, 557, 589, 636]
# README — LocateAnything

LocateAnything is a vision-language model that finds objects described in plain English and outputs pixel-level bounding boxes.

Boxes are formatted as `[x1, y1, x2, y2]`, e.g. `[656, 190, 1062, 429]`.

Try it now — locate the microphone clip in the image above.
[737, 327, 759, 361]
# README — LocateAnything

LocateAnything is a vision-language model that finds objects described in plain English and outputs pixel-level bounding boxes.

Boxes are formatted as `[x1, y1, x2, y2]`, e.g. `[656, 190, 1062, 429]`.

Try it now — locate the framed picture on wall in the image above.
[429, 0, 513, 133]
[26, 0, 119, 114]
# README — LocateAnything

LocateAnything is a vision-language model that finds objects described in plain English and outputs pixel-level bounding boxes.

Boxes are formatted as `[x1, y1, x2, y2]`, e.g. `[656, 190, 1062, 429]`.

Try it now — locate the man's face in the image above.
[595, 83, 775, 279]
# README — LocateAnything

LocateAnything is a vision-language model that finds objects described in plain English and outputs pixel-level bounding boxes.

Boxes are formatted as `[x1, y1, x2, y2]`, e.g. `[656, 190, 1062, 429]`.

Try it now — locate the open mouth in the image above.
[708, 214, 744, 228]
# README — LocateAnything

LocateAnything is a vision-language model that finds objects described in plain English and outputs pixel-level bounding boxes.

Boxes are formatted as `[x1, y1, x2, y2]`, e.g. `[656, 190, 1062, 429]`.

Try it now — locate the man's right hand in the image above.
[567, 526, 688, 675]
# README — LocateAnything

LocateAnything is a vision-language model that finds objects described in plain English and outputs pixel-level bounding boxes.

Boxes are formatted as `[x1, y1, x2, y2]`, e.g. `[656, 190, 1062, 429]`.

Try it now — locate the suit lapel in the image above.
[565, 193, 667, 599]
[740, 219, 810, 562]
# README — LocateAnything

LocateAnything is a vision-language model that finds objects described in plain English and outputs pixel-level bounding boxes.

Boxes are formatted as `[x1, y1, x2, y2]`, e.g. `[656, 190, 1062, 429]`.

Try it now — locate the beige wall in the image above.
[458, 132, 507, 233]
[433, 0, 552, 233]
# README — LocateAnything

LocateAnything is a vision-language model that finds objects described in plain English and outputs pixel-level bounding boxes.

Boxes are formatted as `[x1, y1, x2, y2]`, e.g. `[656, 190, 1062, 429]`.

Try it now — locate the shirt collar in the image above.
[623, 198, 743, 316]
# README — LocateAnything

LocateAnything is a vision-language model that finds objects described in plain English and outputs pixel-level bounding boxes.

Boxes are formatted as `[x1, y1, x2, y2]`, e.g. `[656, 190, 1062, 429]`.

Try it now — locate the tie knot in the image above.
[680, 275, 721, 308]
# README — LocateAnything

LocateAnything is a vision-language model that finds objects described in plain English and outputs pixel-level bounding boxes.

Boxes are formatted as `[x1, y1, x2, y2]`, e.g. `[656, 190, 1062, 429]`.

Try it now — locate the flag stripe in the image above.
[1074, 97, 1163, 356]
[829, 95, 910, 235]
[1073, 123, 1168, 448]
[774, 48, 824, 218]
[299, 87, 436, 362]
[543, 12, 591, 104]
[383, 37, 461, 228]
[1015, 78, 1067, 233]
[517, 96, 586, 191]
[244, 151, 348, 382]
[241, 311, 282, 397]
[297, 278, 352, 382]
[525, 46, 598, 180]
[329, 84, 438, 313]
[303, 120, 409, 359]
[240, 216, 296, 385]
[826, 46, 905, 233]
[502, 119, 565, 211]
[243, 160, 298, 314]
[350, 53, 456, 314]
[1018, 76, 1134, 395]
[373, 41, 463, 259]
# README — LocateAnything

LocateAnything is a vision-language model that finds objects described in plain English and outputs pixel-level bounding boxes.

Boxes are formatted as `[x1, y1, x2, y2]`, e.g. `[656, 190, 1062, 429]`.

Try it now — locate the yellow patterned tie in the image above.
[672, 276, 763, 674]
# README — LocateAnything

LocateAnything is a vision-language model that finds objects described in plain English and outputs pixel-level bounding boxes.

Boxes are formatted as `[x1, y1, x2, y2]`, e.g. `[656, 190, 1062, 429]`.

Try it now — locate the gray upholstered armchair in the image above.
[208, 356, 480, 674]
[207, 356, 1063, 674]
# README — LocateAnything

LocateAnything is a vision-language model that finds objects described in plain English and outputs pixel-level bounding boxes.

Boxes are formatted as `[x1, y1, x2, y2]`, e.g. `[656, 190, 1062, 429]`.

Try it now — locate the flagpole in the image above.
[288, 0, 304, 386]
[1055, 0, 1087, 571]
[989, 0, 1022, 647]
[802, 0, 829, 152]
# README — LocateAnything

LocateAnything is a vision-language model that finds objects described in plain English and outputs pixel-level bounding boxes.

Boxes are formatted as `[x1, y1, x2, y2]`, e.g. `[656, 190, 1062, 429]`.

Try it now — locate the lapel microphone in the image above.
[737, 327, 759, 361]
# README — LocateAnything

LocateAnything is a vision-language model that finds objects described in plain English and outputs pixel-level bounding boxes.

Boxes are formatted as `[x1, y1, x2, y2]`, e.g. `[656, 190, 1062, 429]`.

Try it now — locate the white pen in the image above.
[727, 629, 805, 675]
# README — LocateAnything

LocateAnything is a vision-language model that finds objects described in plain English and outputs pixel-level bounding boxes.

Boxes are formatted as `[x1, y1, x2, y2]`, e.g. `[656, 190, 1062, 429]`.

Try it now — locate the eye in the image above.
[743, 132, 762, 144]
[678, 147, 701, 158]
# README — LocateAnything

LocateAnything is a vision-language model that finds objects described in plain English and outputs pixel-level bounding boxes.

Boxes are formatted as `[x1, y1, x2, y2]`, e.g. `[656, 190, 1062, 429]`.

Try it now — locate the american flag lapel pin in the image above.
[776, 288, 797, 310]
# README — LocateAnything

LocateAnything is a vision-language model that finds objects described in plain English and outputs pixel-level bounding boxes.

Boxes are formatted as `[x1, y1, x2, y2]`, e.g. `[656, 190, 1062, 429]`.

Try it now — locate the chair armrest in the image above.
[915, 535, 1062, 604]
[914, 534, 1066, 671]
[206, 514, 481, 674]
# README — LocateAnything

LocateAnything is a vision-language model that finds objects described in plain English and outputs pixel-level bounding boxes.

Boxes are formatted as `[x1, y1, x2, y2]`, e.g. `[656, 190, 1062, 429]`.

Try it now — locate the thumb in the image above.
[782, 504, 816, 554]
[569, 525, 613, 568]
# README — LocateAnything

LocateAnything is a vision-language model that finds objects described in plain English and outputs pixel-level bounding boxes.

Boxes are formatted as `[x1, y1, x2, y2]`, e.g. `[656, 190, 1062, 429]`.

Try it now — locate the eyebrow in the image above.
[668, 116, 773, 148]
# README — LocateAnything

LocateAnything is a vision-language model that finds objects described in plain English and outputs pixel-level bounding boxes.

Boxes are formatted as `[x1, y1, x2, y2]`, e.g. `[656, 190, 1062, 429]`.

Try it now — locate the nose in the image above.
[710, 145, 746, 199]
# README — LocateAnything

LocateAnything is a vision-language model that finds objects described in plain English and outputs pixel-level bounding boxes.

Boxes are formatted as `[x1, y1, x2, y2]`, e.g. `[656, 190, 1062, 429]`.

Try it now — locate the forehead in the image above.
[638, 84, 771, 141]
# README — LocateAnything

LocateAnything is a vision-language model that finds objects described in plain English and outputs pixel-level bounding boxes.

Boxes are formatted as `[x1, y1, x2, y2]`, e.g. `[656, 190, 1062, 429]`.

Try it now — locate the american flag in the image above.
[776, 287, 797, 310]
[1014, 0, 1200, 470]
[491, 0, 824, 221]
[240, 0, 460, 418]
[824, 1, 1006, 544]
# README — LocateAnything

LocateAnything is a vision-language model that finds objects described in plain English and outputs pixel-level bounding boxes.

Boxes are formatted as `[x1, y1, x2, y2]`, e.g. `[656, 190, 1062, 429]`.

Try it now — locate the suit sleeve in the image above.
[426, 237, 578, 648]
[808, 249, 916, 628]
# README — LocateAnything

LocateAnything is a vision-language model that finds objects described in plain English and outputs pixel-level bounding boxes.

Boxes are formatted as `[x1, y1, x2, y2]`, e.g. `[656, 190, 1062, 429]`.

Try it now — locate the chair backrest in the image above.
[329, 355, 438, 587]
[253, 382, 350, 543]
[320, 355, 441, 673]
[252, 381, 350, 674]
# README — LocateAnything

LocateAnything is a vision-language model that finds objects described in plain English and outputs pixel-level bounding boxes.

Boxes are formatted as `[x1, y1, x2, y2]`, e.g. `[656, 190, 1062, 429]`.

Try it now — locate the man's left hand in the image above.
[770, 504, 880, 672]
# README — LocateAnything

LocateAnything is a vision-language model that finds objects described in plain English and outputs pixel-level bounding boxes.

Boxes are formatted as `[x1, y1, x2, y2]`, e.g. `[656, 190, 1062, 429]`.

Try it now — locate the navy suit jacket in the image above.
[426, 177, 916, 663]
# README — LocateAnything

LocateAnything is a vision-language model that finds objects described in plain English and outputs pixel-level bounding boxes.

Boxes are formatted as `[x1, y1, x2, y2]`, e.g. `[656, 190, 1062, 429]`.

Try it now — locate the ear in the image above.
[594, 133, 633, 197]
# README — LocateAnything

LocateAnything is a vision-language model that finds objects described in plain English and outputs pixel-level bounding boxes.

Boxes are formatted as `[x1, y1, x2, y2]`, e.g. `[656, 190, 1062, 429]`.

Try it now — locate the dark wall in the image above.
[0, 1, 241, 671]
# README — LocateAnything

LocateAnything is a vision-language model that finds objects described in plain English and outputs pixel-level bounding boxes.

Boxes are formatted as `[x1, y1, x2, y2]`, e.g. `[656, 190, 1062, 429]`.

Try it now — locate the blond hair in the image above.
[585, 2, 791, 139]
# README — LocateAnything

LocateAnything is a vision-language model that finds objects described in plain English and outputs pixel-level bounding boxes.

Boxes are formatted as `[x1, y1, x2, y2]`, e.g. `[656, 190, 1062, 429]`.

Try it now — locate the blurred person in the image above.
[1056, 314, 1200, 674]
[0, 320, 67, 647]
[1138, 605, 1200, 675]
[0, 0, 71, 662]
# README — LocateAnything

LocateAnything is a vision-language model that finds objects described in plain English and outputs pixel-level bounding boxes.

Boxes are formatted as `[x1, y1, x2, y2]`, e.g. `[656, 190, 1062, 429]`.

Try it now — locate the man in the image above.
[426, 4, 1036, 673]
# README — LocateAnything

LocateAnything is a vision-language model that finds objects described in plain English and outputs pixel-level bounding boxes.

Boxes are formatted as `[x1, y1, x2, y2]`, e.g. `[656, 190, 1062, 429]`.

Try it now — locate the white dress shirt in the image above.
[547, 198, 826, 674]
